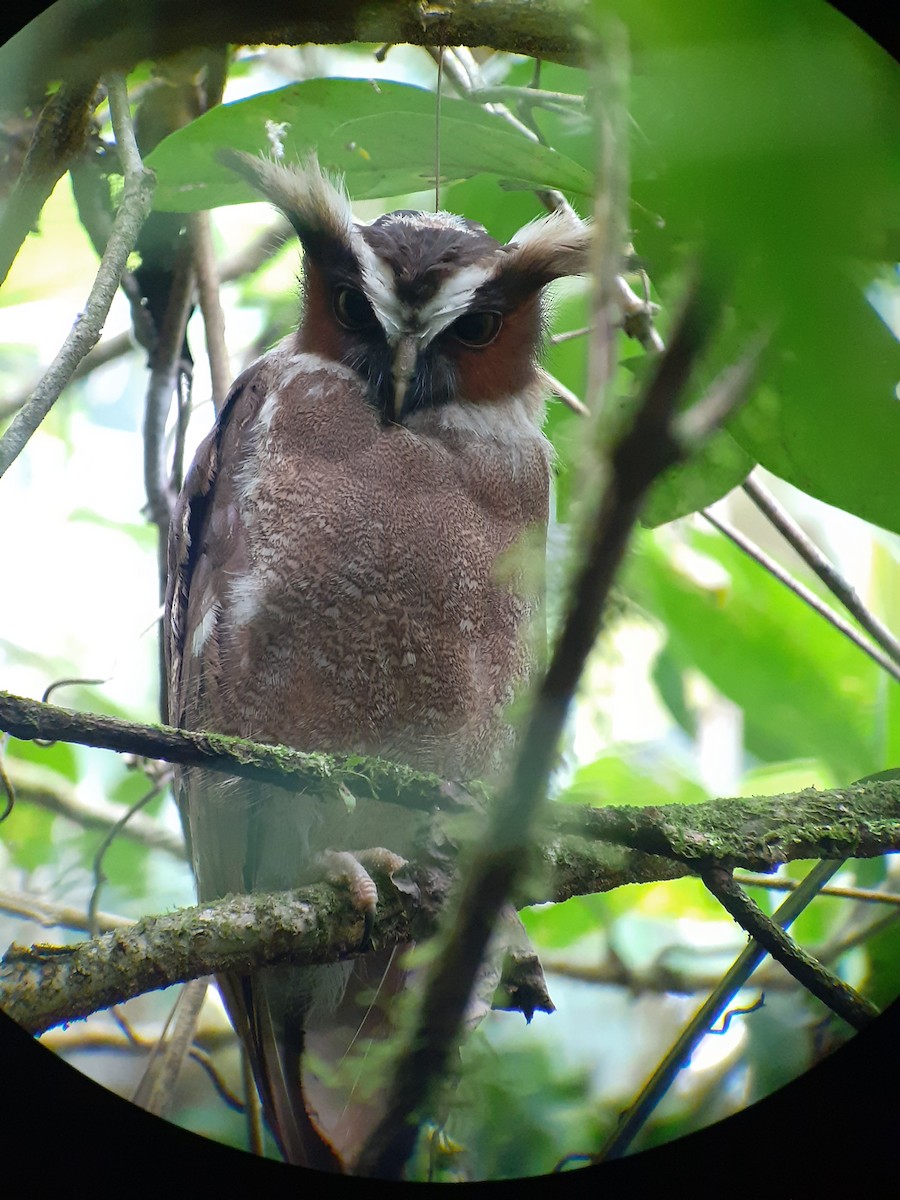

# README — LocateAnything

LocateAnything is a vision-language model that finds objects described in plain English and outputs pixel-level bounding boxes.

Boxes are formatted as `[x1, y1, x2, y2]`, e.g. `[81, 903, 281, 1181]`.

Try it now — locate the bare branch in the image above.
[702, 508, 900, 683]
[594, 859, 846, 1161]
[131, 978, 209, 1116]
[2, 218, 293, 427]
[742, 473, 900, 667]
[142, 243, 195, 538]
[701, 865, 879, 1030]
[0, 888, 130, 935]
[734, 871, 900, 908]
[188, 212, 231, 413]
[0, 74, 155, 479]
[424, 42, 664, 356]
[537, 367, 590, 416]
[87, 778, 169, 938]
[674, 331, 768, 450]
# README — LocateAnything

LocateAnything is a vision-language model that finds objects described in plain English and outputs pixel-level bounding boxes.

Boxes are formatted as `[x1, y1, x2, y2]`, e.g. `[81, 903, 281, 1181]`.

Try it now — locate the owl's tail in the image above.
[221, 949, 409, 1172]
[218, 969, 345, 1171]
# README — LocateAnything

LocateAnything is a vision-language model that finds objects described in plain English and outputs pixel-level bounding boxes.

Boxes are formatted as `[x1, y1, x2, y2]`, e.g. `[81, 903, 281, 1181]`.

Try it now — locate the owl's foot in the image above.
[317, 847, 408, 949]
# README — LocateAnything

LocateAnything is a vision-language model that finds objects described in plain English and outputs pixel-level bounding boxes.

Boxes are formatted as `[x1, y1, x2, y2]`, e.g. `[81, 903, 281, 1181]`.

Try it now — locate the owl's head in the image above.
[220, 150, 591, 426]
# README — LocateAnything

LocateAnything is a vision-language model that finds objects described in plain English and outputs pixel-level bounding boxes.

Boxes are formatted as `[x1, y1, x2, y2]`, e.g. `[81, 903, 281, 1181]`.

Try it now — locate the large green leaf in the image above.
[146, 79, 593, 211]
[599, 0, 900, 533]
[729, 285, 900, 536]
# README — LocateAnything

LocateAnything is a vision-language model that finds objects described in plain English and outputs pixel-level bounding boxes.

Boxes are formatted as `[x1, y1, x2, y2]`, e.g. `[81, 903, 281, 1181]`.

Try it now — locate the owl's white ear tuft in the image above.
[504, 207, 593, 285]
[217, 149, 354, 246]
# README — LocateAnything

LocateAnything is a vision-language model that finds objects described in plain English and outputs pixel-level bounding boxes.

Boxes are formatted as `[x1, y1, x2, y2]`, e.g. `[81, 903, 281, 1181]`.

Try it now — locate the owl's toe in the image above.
[318, 846, 409, 949]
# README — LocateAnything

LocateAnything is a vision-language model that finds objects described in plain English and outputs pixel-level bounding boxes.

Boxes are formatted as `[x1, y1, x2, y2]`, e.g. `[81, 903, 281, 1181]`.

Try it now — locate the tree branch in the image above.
[0, 888, 130, 936]
[0, 74, 155, 479]
[1, 0, 587, 119]
[594, 859, 846, 1161]
[701, 866, 879, 1031]
[0, 688, 453, 811]
[5, 772, 898, 1036]
[702, 507, 900, 683]
[1, 883, 380, 1034]
[742, 473, 900, 668]
[3, 757, 185, 859]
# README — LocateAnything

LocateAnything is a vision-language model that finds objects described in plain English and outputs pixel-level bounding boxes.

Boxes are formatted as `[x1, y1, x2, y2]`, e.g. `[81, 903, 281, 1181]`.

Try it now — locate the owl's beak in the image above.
[391, 336, 418, 422]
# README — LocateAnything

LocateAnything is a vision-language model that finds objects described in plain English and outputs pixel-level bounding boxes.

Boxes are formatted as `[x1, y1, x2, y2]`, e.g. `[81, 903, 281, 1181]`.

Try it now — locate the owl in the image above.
[164, 151, 590, 1172]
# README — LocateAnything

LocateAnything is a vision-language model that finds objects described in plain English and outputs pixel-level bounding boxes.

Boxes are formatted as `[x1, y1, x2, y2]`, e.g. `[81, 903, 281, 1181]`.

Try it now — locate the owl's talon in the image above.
[317, 847, 406, 948]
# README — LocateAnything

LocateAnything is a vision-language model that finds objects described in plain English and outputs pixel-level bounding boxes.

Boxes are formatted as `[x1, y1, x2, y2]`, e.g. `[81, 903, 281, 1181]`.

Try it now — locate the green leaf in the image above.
[626, 527, 883, 781]
[146, 80, 593, 211]
[603, 1, 900, 533]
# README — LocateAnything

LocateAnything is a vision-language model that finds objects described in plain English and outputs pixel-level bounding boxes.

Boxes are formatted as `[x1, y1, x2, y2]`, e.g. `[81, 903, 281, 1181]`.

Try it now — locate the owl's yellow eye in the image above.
[333, 286, 376, 330]
[450, 311, 502, 347]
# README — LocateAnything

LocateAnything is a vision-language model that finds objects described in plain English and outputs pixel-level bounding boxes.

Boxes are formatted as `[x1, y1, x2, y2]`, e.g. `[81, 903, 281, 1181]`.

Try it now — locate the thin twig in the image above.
[87, 778, 169, 938]
[0, 74, 155, 479]
[3, 219, 293, 427]
[735, 871, 900, 907]
[142, 241, 195, 538]
[701, 508, 900, 683]
[423, 44, 664, 355]
[0, 888, 130, 934]
[538, 367, 590, 416]
[701, 866, 879, 1030]
[242, 1048, 266, 1154]
[742, 474, 900, 667]
[188, 212, 231, 412]
[467, 85, 585, 110]
[1, 332, 132, 423]
[4, 756, 185, 858]
[549, 325, 590, 346]
[132, 978, 210, 1116]
[586, 22, 629, 410]
[674, 330, 769, 451]
[594, 859, 845, 1160]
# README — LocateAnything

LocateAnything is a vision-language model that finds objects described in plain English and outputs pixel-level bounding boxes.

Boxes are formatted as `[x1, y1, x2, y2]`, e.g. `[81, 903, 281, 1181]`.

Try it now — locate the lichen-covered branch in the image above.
[1, 883, 379, 1034]
[0, 688, 451, 812]
[3, 769, 898, 1034]
[3, 688, 899, 872]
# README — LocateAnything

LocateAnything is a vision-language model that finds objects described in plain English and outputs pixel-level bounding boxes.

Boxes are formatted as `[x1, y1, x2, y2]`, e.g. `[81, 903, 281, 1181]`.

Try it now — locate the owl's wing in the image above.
[165, 357, 366, 1171]
[165, 357, 270, 738]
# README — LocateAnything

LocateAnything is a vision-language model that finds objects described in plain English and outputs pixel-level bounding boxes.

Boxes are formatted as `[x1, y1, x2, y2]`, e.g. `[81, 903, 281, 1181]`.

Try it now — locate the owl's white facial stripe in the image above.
[352, 231, 405, 340]
[354, 238, 499, 348]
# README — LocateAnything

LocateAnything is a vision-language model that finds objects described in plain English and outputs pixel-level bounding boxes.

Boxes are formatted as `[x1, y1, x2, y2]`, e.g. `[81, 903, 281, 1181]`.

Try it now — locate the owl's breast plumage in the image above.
[184, 347, 549, 780]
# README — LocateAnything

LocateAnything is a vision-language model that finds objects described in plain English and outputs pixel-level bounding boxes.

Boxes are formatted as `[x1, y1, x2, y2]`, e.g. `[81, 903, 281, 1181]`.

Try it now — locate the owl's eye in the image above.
[333, 286, 376, 331]
[450, 310, 502, 347]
